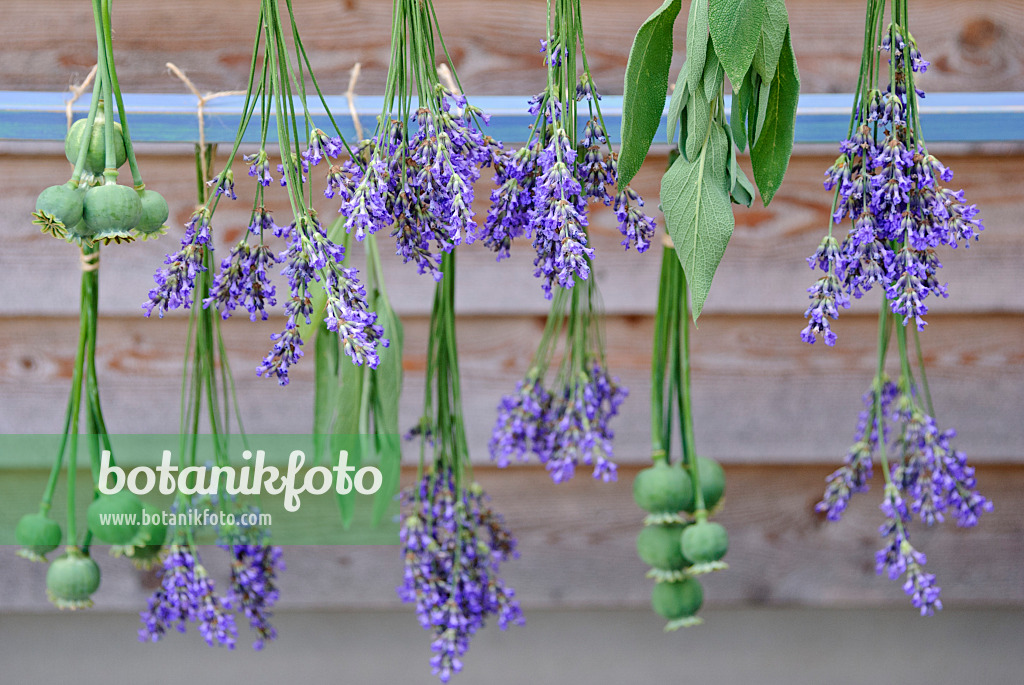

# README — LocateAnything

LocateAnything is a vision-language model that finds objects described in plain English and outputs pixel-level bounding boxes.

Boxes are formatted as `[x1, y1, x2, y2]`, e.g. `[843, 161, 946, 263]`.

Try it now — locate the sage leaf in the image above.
[619, 0, 682, 189]
[684, 83, 710, 162]
[332, 355, 366, 529]
[667, 61, 689, 144]
[371, 431, 402, 527]
[686, 0, 710, 95]
[731, 162, 756, 207]
[730, 71, 752, 151]
[708, 0, 766, 89]
[367, 297, 403, 526]
[313, 320, 340, 466]
[751, 0, 789, 83]
[662, 122, 735, 320]
[754, 73, 772, 144]
[750, 28, 800, 205]
[702, 42, 723, 102]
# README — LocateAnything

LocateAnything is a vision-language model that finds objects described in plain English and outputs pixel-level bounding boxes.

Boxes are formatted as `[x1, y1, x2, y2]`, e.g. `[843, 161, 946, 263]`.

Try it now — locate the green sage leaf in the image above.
[662, 122, 735, 320]
[370, 298, 403, 526]
[667, 63, 690, 145]
[619, 0, 682, 189]
[730, 70, 753, 151]
[750, 28, 800, 205]
[313, 320, 340, 466]
[708, 0, 766, 89]
[702, 42, 723, 102]
[331, 356, 366, 529]
[686, 0, 710, 95]
[684, 83, 710, 162]
[751, 0, 789, 83]
[731, 161, 756, 207]
[754, 73, 772, 145]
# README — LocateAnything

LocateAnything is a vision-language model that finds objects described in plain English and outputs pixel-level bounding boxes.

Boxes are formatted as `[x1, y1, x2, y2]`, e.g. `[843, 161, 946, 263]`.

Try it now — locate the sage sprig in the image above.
[621, 0, 800, 320]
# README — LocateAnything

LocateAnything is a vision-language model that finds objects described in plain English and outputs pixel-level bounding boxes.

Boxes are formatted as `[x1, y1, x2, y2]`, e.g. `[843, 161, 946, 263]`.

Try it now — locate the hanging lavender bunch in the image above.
[139, 139, 285, 648]
[481, 0, 655, 295]
[400, 253, 523, 682]
[802, 1, 982, 347]
[144, 0, 385, 385]
[139, 544, 237, 648]
[489, 281, 627, 484]
[807, 0, 991, 615]
[335, 0, 500, 281]
[487, 0, 642, 483]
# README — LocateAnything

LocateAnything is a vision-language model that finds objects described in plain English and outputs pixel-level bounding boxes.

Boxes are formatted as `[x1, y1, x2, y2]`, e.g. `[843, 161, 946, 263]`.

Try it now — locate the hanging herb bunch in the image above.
[334, 0, 500, 280]
[805, 0, 991, 616]
[144, 0, 390, 389]
[137, 143, 284, 651]
[618, 0, 799, 627]
[15, 0, 169, 610]
[487, 0, 655, 484]
[400, 254, 525, 683]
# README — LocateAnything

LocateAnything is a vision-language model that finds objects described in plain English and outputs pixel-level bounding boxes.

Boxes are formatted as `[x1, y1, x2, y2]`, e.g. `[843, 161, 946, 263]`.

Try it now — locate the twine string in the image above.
[65, 65, 99, 133]
[436, 63, 460, 96]
[345, 63, 364, 141]
[79, 250, 100, 272]
[165, 62, 245, 178]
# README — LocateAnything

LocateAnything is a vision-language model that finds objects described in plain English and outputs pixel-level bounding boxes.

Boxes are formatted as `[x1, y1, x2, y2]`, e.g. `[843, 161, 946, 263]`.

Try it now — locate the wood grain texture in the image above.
[2, 1, 1023, 95]
[1, 463, 1020, 612]
[1, 150, 1020, 317]
[0, 313, 1020, 461]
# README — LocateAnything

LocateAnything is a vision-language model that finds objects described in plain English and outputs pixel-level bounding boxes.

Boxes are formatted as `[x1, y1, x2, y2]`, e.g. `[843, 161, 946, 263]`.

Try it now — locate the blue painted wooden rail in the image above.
[2, 91, 1023, 145]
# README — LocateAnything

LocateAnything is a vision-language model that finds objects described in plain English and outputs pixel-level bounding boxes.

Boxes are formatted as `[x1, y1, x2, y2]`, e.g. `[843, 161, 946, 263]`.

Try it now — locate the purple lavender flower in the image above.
[398, 470, 523, 682]
[816, 381, 898, 520]
[803, 41, 983, 344]
[258, 212, 385, 385]
[302, 128, 343, 168]
[222, 544, 284, 650]
[614, 185, 656, 253]
[492, 361, 626, 483]
[245, 150, 274, 187]
[204, 241, 280, 321]
[143, 209, 213, 317]
[819, 376, 991, 614]
[529, 128, 593, 298]
[489, 375, 551, 467]
[138, 545, 237, 648]
[338, 93, 499, 282]
[207, 170, 237, 200]
[483, 95, 655, 290]
[876, 491, 943, 616]
[480, 145, 537, 260]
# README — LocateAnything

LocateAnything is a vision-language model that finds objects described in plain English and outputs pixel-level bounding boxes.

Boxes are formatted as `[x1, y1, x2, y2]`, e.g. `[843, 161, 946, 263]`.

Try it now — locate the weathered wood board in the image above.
[2, 0, 1023, 95]
[1, 464, 1020, 612]
[1, 312, 1020, 462]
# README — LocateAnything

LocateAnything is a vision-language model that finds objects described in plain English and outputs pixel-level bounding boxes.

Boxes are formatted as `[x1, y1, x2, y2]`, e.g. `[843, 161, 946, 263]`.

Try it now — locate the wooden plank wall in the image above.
[1, 0, 1021, 614]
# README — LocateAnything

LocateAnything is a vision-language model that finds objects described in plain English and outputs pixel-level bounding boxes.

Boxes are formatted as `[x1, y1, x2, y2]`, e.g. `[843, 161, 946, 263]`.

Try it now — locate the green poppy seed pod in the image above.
[135, 189, 169, 234]
[64, 114, 127, 175]
[680, 520, 729, 564]
[650, 577, 704, 620]
[684, 456, 726, 513]
[636, 523, 690, 570]
[35, 182, 84, 230]
[15, 513, 62, 561]
[86, 490, 143, 545]
[83, 184, 142, 234]
[633, 461, 694, 514]
[46, 549, 101, 610]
